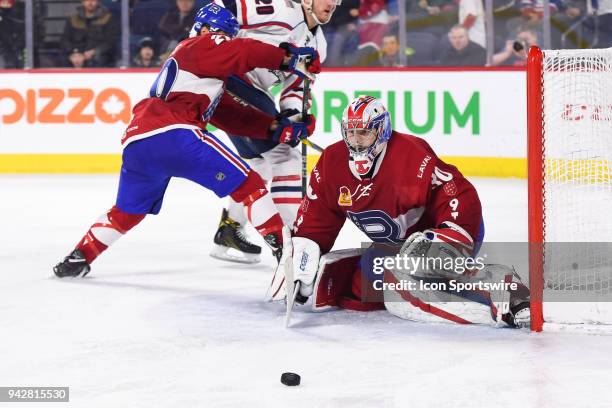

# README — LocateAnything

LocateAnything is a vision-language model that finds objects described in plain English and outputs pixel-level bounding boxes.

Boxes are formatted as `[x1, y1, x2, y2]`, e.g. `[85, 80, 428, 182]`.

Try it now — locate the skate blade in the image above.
[210, 245, 261, 264]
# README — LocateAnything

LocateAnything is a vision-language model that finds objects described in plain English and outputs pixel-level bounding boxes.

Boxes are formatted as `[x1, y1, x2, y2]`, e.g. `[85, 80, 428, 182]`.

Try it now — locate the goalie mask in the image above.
[341, 96, 392, 176]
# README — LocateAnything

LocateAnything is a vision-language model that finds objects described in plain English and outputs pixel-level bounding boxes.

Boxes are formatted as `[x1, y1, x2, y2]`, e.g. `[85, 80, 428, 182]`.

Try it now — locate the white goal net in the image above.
[537, 47, 612, 327]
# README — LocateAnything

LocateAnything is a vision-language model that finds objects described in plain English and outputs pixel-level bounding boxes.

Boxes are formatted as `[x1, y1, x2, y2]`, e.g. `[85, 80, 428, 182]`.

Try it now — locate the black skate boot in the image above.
[502, 274, 531, 328]
[263, 232, 283, 264]
[53, 249, 91, 278]
[210, 208, 262, 264]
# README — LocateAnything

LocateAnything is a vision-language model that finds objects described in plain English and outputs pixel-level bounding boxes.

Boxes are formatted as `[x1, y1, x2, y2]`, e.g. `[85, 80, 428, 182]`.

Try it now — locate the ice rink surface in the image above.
[1, 175, 611, 408]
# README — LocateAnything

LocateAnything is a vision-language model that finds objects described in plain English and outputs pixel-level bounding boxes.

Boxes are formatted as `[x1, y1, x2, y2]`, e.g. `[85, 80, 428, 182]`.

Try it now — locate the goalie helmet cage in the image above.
[527, 46, 612, 332]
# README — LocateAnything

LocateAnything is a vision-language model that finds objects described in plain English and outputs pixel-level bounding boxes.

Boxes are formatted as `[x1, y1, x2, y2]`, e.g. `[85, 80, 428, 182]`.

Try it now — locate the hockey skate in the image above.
[53, 249, 91, 278]
[263, 231, 283, 264]
[210, 208, 262, 264]
[503, 301, 531, 329]
[502, 276, 531, 328]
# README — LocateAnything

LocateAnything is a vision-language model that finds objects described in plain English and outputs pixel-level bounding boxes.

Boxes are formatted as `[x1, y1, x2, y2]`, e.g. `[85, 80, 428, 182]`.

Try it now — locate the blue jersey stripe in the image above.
[271, 186, 303, 193]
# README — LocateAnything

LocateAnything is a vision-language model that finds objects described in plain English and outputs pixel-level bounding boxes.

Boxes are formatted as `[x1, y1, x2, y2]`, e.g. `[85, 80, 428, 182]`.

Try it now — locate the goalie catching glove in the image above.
[270, 109, 316, 146]
[399, 221, 476, 276]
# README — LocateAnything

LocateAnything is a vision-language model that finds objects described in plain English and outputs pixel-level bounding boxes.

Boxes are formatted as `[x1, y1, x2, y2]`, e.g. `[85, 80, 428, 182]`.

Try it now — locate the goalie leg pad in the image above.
[340, 268, 386, 311]
[311, 247, 387, 311]
[383, 264, 527, 327]
[311, 252, 360, 310]
[383, 270, 495, 324]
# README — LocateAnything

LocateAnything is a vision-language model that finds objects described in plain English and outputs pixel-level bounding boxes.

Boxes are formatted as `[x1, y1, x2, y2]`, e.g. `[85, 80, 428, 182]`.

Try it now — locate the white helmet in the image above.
[341, 96, 392, 176]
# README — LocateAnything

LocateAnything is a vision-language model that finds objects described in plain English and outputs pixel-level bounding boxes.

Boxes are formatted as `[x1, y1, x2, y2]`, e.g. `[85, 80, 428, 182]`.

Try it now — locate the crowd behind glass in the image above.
[0, 0, 610, 69]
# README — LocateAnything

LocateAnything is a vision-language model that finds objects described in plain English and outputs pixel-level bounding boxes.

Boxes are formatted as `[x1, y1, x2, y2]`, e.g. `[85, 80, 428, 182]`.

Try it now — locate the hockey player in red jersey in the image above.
[53, 3, 320, 278]
[270, 95, 530, 327]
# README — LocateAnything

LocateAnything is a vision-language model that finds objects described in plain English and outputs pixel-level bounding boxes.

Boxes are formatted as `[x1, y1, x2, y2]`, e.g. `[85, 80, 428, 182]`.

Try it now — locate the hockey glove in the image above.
[279, 42, 321, 80]
[271, 109, 316, 147]
[291, 236, 321, 298]
[400, 222, 475, 276]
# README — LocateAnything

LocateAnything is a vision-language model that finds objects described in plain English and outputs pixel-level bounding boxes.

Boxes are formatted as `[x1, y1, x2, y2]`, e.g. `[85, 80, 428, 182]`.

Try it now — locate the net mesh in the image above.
[541, 48, 612, 324]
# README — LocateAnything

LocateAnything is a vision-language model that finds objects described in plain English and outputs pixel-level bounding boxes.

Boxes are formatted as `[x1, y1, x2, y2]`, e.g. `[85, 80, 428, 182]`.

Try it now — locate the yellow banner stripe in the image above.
[0, 154, 123, 173]
[0, 154, 527, 178]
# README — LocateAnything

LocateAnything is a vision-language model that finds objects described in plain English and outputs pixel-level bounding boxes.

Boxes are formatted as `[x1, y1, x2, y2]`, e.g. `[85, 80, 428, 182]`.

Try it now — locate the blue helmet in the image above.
[190, 3, 240, 38]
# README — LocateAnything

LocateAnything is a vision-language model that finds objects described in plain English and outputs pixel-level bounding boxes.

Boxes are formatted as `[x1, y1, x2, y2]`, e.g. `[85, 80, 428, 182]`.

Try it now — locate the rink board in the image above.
[0, 68, 526, 176]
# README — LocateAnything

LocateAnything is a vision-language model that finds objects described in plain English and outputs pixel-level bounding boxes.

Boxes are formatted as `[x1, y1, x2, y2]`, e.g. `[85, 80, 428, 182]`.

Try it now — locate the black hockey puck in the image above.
[280, 372, 301, 386]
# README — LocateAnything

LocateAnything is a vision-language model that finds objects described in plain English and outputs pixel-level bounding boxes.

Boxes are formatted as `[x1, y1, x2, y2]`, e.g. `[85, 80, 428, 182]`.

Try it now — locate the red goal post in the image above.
[527, 46, 545, 332]
[527, 45, 612, 332]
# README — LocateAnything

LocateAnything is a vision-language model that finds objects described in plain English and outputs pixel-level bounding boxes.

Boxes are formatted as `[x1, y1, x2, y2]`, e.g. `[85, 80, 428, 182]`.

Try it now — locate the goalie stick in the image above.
[284, 78, 311, 327]
[275, 226, 300, 328]
[285, 268, 301, 328]
[300, 77, 311, 197]
[302, 139, 323, 152]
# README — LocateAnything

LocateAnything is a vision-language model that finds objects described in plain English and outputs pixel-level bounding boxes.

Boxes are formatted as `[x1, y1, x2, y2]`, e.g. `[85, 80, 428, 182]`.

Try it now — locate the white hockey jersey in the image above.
[214, 0, 327, 112]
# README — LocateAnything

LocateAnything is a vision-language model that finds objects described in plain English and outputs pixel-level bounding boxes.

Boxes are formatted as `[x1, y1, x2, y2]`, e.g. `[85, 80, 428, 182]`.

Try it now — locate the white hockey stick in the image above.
[282, 228, 301, 328]
[285, 280, 301, 328]
[283, 249, 297, 327]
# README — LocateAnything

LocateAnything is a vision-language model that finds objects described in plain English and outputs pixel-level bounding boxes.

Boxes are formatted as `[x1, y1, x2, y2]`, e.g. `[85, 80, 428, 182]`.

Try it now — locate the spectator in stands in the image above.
[325, 0, 360, 66]
[354, 0, 390, 66]
[158, 0, 197, 57]
[584, 0, 612, 47]
[439, 24, 486, 65]
[378, 33, 402, 66]
[0, 0, 24, 68]
[459, 0, 486, 48]
[385, 0, 400, 30]
[60, 0, 120, 68]
[491, 25, 538, 66]
[551, 0, 586, 48]
[406, 0, 457, 35]
[131, 36, 161, 68]
[503, 0, 560, 40]
[519, 0, 562, 23]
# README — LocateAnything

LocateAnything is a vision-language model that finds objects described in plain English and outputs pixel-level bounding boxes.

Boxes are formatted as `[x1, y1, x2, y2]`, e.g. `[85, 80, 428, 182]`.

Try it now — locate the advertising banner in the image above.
[0, 69, 526, 175]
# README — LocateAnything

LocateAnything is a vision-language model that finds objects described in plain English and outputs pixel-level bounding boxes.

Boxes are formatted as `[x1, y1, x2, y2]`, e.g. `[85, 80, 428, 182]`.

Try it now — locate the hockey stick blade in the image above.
[285, 281, 301, 328]
[300, 78, 311, 198]
[282, 239, 299, 328]
[301, 138, 323, 153]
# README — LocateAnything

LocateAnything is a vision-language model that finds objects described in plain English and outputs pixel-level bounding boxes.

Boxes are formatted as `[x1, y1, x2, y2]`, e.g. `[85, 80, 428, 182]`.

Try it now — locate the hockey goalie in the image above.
[269, 95, 531, 328]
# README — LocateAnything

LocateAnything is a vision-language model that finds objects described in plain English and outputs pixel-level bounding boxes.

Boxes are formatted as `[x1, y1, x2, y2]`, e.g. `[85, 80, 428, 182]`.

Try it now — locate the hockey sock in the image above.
[226, 199, 247, 225]
[231, 171, 284, 245]
[270, 174, 302, 226]
[76, 205, 145, 264]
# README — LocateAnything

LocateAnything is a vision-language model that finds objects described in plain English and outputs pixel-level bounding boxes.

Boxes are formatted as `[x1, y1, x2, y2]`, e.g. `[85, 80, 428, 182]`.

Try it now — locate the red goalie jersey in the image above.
[293, 131, 484, 254]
